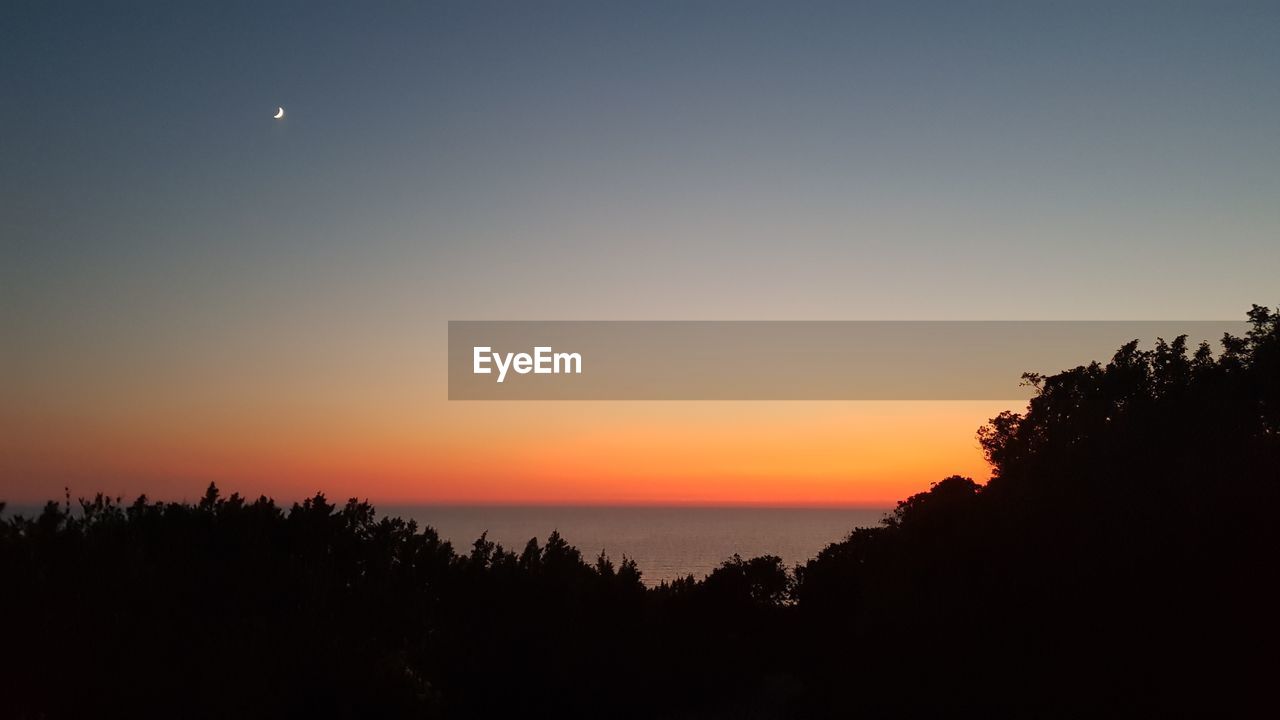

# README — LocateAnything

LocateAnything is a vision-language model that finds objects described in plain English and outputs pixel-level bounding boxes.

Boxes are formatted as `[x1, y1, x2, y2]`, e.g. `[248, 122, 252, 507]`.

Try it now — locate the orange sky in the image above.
[2, 400, 1017, 506]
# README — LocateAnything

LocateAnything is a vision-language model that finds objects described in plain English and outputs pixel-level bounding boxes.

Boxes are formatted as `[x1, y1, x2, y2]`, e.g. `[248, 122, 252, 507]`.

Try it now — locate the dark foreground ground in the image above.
[3, 307, 1278, 718]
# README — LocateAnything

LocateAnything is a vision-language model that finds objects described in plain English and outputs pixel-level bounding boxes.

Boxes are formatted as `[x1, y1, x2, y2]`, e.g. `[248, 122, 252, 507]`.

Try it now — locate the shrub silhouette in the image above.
[2, 306, 1276, 717]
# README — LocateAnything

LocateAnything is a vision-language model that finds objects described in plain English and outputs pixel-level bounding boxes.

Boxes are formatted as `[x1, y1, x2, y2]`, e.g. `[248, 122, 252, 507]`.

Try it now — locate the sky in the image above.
[3, 1, 1278, 505]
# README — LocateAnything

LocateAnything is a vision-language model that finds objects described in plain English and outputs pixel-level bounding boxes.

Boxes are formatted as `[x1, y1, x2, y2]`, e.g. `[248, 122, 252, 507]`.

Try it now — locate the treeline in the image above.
[2, 306, 1278, 717]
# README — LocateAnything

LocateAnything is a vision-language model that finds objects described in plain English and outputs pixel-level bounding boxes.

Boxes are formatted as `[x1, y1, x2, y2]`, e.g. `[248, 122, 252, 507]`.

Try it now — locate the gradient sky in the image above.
[3, 1, 1278, 504]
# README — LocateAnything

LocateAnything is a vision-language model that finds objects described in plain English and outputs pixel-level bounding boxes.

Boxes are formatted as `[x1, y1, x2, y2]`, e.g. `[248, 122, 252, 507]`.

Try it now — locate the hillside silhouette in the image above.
[2, 306, 1277, 717]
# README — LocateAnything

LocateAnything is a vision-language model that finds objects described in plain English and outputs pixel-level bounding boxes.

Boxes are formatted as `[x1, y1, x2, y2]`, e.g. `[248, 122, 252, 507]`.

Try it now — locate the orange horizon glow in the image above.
[1, 401, 1017, 507]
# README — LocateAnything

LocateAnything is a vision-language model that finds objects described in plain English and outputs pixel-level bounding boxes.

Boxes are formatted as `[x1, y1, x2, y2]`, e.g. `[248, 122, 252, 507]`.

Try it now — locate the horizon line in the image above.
[1, 497, 898, 512]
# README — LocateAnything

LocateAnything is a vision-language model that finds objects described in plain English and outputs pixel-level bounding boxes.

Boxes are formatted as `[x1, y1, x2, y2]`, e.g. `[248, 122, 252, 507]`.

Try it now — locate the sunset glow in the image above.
[4, 399, 1015, 505]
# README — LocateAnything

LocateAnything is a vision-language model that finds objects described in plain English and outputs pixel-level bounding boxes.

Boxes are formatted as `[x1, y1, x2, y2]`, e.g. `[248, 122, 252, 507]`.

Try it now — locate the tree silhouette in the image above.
[2, 306, 1276, 717]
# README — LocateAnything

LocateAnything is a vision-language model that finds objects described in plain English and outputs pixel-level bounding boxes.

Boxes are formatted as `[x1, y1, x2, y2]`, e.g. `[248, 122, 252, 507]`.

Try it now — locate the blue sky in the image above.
[5, 1, 1277, 328]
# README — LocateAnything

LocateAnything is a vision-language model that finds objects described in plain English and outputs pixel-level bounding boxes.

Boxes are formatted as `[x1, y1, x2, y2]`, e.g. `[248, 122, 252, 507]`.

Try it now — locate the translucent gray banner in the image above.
[448, 321, 1248, 400]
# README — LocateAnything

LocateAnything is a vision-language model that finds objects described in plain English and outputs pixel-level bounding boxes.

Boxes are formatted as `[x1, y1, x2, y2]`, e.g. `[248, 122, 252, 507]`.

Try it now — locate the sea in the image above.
[381, 505, 890, 586]
[1, 502, 890, 587]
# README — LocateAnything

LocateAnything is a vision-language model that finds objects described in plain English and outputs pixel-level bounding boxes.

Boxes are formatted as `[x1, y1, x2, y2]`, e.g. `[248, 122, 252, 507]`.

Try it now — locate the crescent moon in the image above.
[273, 107, 285, 119]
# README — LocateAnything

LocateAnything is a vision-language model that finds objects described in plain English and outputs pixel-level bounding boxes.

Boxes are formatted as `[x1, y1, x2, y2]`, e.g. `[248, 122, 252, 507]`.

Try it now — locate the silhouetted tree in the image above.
[3, 306, 1276, 717]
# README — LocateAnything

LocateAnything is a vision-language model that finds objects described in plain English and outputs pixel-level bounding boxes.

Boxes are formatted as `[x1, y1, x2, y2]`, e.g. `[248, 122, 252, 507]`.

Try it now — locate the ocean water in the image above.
[381, 505, 890, 586]
[1, 502, 891, 586]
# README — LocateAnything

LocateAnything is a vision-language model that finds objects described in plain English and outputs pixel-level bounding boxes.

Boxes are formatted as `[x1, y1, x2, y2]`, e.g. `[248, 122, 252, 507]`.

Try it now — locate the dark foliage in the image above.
[2, 307, 1277, 717]
[794, 305, 1280, 715]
